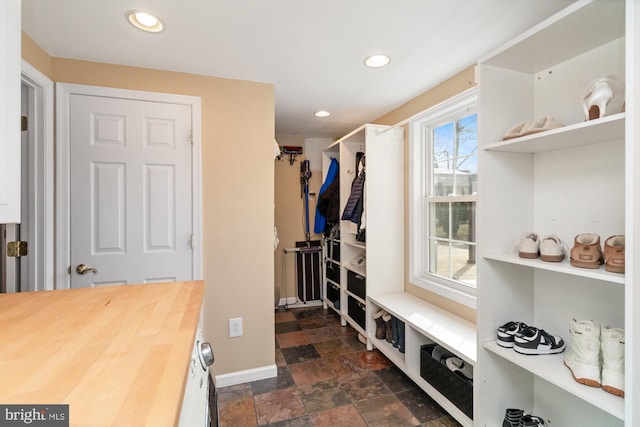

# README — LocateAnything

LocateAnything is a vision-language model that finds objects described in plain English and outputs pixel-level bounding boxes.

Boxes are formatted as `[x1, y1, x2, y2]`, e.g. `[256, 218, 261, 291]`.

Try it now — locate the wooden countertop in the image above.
[0, 281, 205, 427]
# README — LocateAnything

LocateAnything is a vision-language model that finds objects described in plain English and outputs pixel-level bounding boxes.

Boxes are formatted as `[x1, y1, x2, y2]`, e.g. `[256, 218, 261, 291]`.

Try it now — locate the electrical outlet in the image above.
[229, 317, 243, 337]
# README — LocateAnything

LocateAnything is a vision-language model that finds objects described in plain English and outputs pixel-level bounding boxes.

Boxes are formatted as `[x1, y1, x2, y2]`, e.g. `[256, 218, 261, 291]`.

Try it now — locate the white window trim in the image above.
[409, 87, 478, 309]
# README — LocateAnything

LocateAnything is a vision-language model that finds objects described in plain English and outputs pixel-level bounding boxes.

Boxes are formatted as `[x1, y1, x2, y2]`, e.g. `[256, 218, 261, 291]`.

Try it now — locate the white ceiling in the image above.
[21, 0, 575, 139]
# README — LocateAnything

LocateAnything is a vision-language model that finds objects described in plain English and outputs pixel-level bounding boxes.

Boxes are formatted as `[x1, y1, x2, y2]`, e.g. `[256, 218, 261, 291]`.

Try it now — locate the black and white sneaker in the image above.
[513, 326, 565, 355]
[518, 414, 545, 426]
[497, 321, 528, 348]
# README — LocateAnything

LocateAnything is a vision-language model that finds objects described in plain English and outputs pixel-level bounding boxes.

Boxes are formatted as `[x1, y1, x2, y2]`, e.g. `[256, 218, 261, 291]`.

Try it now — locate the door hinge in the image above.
[189, 130, 193, 145]
[21, 116, 27, 131]
[7, 241, 28, 257]
[190, 234, 195, 249]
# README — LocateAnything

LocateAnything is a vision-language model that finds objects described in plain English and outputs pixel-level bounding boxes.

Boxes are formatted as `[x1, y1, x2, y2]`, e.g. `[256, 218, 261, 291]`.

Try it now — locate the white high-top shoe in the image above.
[601, 326, 625, 397]
[564, 319, 601, 387]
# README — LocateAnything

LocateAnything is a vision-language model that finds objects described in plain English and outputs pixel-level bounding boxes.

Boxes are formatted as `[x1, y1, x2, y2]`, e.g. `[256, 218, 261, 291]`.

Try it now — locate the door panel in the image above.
[93, 162, 126, 254]
[69, 94, 193, 288]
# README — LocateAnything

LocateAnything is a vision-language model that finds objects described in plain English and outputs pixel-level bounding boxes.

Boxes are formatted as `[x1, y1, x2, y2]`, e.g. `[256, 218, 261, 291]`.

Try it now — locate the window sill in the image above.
[410, 275, 477, 309]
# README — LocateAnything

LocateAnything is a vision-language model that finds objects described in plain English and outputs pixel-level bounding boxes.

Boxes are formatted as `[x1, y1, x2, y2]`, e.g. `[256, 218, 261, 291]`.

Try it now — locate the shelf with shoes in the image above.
[484, 341, 623, 420]
[483, 253, 625, 285]
[483, 112, 624, 154]
[476, 1, 631, 426]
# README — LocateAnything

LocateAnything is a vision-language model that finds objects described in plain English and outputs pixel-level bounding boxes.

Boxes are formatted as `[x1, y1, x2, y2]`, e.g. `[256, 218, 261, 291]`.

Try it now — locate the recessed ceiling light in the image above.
[314, 110, 331, 118]
[364, 54, 391, 68]
[126, 10, 165, 33]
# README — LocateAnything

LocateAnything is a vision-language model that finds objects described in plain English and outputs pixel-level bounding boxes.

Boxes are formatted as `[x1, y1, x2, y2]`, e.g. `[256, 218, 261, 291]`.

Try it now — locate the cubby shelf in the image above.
[484, 341, 624, 420]
[344, 240, 365, 250]
[343, 263, 365, 277]
[484, 252, 625, 285]
[484, 113, 625, 153]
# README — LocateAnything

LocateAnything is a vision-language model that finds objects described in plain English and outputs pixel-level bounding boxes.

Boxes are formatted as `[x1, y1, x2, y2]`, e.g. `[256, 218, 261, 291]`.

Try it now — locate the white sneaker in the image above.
[518, 232, 539, 259]
[601, 326, 625, 397]
[445, 356, 474, 381]
[564, 319, 601, 388]
[539, 235, 565, 262]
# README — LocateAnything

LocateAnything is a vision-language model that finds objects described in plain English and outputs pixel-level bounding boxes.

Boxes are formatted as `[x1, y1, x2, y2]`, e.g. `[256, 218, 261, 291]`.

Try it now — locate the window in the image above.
[409, 89, 477, 308]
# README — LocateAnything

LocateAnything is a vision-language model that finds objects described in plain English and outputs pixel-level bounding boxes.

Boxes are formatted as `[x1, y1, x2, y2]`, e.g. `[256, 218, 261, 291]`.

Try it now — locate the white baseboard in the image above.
[214, 364, 277, 388]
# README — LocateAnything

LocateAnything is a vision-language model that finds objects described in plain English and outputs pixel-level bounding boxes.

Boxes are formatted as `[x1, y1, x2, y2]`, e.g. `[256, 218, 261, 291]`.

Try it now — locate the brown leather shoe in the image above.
[570, 234, 604, 269]
[604, 235, 625, 274]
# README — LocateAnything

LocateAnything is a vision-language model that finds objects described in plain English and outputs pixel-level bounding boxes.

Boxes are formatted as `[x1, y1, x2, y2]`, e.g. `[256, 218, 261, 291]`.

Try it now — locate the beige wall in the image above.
[22, 33, 276, 376]
[274, 135, 324, 302]
[374, 66, 477, 323]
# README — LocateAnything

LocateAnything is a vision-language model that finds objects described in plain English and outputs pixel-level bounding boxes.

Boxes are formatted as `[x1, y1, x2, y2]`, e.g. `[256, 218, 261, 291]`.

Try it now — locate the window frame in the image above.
[409, 88, 478, 308]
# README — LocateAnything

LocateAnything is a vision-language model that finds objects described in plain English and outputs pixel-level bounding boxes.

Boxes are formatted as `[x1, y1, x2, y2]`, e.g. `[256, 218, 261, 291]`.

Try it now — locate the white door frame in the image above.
[21, 60, 55, 292]
[55, 83, 203, 289]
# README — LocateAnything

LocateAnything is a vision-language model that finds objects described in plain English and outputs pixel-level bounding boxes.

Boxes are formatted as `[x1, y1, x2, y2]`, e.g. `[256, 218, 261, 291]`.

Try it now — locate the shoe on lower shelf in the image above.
[445, 356, 473, 381]
[519, 414, 545, 426]
[497, 321, 528, 348]
[503, 408, 524, 427]
[601, 326, 625, 397]
[564, 319, 602, 388]
[373, 309, 387, 339]
[513, 326, 565, 355]
[570, 233, 604, 269]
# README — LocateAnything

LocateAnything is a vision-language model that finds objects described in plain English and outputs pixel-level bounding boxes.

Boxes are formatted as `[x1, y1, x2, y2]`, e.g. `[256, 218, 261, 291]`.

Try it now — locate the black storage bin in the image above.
[328, 240, 340, 262]
[326, 282, 340, 305]
[348, 296, 366, 330]
[295, 240, 322, 302]
[347, 270, 366, 300]
[420, 344, 473, 419]
[326, 261, 340, 284]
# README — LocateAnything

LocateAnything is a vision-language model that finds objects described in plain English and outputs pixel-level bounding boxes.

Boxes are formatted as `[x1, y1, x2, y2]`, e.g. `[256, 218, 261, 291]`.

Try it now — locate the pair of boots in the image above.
[372, 310, 405, 353]
[503, 409, 544, 427]
[563, 319, 625, 397]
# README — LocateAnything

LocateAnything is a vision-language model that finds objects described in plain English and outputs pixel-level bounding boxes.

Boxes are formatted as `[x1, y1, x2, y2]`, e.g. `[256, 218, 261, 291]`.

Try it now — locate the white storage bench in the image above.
[367, 292, 476, 427]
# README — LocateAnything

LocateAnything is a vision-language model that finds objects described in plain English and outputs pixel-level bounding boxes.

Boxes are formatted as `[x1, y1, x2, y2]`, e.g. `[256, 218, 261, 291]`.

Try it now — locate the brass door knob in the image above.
[76, 264, 98, 275]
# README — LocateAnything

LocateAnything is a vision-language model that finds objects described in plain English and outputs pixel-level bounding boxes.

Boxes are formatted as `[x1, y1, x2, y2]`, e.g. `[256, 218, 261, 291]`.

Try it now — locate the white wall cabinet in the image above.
[0, 0, 22, 223]
[476, 1, 637, 425]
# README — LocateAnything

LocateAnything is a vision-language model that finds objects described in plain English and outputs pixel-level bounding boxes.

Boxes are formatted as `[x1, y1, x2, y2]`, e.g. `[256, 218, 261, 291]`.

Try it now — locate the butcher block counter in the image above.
[0, 280, 205, 427]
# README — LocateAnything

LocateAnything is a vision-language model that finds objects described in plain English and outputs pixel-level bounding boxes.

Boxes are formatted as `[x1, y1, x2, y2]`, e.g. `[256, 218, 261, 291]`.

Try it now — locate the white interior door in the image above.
[69, 94, 193, 287]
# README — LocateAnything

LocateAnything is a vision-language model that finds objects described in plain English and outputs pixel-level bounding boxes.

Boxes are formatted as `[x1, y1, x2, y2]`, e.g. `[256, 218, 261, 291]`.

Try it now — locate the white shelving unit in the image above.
[320, 123, 404, 341]
[476, 1, 635, 426]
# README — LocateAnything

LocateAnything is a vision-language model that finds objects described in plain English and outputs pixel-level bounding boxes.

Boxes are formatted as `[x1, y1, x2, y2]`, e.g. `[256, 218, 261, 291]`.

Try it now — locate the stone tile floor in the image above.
[217, 306, 462, 427]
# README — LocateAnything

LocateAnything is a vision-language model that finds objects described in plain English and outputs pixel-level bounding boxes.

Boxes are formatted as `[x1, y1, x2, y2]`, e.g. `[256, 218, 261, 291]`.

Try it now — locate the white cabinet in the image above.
[476, 1, 635, 425]
[0, 0, 22, 223]
[320, 124, 404, 337]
